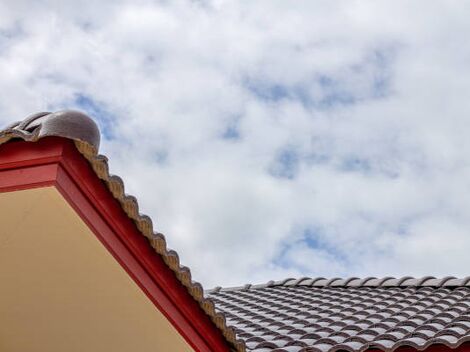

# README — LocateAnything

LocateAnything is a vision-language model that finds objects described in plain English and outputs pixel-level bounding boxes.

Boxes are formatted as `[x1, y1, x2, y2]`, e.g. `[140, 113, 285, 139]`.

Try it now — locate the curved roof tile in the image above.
[208, 277, 470, 351]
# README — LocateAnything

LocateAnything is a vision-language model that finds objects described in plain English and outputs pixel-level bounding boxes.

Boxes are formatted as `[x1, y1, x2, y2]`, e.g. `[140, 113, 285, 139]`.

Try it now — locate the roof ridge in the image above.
[0, 111, 245, 352]
[206, 276, 470, 293]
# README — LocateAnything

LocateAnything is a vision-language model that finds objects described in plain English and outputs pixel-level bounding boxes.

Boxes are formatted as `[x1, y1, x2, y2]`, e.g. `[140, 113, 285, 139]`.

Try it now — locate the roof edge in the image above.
[0, 111, 245, 352]
[207, 276, 470, 293]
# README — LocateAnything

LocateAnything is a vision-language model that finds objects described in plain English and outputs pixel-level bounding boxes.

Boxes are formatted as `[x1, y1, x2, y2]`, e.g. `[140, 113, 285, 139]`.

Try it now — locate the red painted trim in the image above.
[0, 137, 230, 352]
[0, 163, 57, 192]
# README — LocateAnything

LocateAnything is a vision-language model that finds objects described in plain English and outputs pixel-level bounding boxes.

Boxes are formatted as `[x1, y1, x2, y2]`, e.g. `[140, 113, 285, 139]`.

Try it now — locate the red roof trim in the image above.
[0, 137, 230, 352]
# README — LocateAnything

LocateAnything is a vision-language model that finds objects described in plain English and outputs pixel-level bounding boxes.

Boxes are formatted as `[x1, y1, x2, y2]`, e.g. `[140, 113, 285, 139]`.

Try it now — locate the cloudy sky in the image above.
[1, 1, 470, 288]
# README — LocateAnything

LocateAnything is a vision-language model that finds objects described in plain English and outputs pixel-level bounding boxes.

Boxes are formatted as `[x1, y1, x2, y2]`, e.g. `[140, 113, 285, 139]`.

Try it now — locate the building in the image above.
[0, 111, 469, 352]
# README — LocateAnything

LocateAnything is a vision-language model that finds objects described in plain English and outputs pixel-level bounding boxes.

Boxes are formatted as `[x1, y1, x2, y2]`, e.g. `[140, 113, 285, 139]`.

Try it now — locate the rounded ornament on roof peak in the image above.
[4, 110, 100, 152]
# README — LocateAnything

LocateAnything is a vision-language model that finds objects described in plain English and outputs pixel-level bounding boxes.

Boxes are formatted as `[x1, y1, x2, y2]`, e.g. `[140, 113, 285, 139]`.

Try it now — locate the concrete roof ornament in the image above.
[0, 110, 100, 153]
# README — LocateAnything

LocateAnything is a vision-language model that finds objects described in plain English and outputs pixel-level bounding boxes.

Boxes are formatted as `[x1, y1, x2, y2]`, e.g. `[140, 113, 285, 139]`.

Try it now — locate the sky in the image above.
[1, 1, 470, 288]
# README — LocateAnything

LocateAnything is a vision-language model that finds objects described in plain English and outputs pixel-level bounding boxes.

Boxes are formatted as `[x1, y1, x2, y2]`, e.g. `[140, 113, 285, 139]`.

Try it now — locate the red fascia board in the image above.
[0, 137, 230, 352]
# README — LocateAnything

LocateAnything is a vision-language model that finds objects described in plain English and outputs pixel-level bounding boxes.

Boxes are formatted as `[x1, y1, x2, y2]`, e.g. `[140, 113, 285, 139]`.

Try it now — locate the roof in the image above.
[0, 110, 244, 351]
[2, 111, 470, 352]
[206, 277, 470, 352]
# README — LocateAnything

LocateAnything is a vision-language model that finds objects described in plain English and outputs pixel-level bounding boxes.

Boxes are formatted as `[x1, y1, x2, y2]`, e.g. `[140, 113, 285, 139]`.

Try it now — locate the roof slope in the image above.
[206, 277, 470, 352]
[0, 111, 244, 351]
[4, 112, 470, 352]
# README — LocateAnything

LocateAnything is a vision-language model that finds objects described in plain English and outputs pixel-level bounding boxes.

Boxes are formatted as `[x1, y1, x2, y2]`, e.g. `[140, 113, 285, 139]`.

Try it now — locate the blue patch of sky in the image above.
[152, 150, 168, 165]
[272, 235, 300, 270]
[340, 156, 372, 173]
[222, 115, 242, 140]
[76, 20, 94, 32]
[245, 81, 290, 102]
[305, 150, 331, 167]
[337, 154, 400, 179]
[268, 146, 300, 180]
[222, 125, 240, 140]
[0, 22, 24, 51]
[73, 94, 116, 140]
[0, 28, 20, 40]
[268, 143, 394, 180]
[273, 227, 348, 271]
[243, 78, 297, 104]
[303, 228, 348, 262]
[350, 48, 394, 99]
[243, 46, 394, 109]
[244, 75, 361, 109]
[315, 74, 357, 108]
[372, 48, 395, 98]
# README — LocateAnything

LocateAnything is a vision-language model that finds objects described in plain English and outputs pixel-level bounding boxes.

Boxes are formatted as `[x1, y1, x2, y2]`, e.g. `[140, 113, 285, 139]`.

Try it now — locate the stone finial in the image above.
[1, 110, 101, 152]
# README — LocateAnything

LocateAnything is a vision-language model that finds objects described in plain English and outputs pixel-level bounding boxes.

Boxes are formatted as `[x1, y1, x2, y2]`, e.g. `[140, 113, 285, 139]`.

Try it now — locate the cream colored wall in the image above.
[0, 187, 193, 352]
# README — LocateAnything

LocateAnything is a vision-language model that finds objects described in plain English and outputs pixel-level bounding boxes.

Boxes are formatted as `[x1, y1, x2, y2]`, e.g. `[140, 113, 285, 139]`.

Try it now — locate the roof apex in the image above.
[0, 110, 100, 152]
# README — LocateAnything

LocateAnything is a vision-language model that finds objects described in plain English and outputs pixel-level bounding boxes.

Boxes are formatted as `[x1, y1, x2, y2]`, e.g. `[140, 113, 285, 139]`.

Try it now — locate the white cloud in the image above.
[1, 0, 470, 287]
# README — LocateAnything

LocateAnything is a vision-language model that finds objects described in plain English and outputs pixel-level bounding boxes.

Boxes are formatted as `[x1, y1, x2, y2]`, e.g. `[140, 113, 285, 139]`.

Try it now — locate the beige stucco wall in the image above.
[0, 187, 193, 352]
